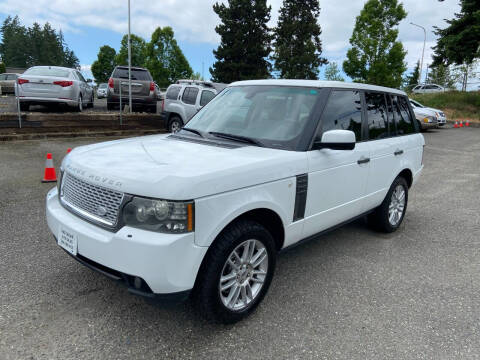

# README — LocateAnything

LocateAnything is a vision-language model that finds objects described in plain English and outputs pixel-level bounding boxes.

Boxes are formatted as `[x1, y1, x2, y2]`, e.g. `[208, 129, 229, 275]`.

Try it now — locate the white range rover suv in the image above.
[46, 80, 424, 323]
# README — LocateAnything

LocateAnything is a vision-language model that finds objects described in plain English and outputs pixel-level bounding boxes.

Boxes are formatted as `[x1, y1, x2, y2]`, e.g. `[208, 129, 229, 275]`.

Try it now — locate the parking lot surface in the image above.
[1, 128, 479, 359]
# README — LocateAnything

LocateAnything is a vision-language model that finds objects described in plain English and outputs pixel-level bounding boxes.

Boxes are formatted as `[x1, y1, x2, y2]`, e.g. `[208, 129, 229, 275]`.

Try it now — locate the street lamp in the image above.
[127, 0, 132, 113]
[410, 22, 426, 85]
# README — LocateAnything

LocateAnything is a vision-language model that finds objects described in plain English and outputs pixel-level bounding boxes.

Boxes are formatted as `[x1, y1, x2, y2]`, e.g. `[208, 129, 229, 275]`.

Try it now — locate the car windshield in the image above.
[24, 67, 71, 77]
[99, 83, 107, 89]
[411, 100, 424, 108]
[184, 86, 321, 150]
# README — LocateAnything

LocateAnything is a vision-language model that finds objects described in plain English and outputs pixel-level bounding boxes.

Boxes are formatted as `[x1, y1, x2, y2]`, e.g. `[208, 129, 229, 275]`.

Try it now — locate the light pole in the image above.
[410, 22, 426, 85]
[127, 0, 132, 113]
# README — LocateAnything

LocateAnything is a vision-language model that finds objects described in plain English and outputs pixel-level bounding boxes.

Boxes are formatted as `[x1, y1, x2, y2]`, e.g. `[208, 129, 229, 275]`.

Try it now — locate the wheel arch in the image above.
[397, 168, 413, 188]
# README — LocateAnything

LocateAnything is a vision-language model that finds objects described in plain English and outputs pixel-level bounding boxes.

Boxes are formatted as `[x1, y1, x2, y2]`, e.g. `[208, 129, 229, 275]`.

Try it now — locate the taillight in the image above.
[17, 78, 29, 85]
[53, 81, 73, 87]
[108, 77, 114, 88]
[150, 81, 155, 92]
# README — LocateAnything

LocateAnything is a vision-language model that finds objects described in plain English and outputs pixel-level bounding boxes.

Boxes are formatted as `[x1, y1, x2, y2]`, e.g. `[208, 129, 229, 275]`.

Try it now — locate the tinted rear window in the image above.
[24, 67, 71, 77]
[113, 68, 152, 81]
[392, 96, 416, 135]
[366, 92, 388, 140]
[166, 85, 181, 100]
[319, 90, 363, 142]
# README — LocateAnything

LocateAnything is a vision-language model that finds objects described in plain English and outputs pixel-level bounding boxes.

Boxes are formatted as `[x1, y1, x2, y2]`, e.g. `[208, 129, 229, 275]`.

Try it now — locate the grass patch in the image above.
[410, 91, 480, 121]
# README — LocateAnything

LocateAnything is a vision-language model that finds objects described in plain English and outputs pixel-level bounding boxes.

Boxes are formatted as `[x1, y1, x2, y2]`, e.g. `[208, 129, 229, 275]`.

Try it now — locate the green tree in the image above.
[91, 45, 116, 83]
[428, 63, 459, 89]
[144, 27, 193, 88]
[432, 0, 480, 67]
[273, 0, 327, 79]
[191, 72, 205, 81]
[0, 62, 6, 73]
[210, 0, 272, 83]
[324, 62, 344, 81]
[0, 16, 79, 68]
[115, 34, 146, 67]
[0, 16, 29, 68]
[405, 60, 420, 90]
[343, 0, 407, 88]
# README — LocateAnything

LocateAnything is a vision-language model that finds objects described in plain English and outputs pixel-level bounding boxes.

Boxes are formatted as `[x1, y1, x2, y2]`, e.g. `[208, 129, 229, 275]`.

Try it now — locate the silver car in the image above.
[17, 66, 94, 112]
[410, 99, 447, 126]
[97, 83, 107, 99]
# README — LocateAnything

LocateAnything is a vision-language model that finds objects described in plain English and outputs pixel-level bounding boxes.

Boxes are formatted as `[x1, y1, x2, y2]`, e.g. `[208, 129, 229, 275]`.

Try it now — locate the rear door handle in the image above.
[357, 157, 370, 165]
[394, 150, 404, 156]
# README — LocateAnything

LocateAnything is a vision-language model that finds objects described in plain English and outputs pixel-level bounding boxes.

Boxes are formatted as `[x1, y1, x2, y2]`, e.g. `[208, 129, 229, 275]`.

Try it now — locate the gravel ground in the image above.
[0, 128, 479, 359]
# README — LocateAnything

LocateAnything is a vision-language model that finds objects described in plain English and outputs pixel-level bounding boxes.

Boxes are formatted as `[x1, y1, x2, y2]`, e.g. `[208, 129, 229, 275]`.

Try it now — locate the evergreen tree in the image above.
[91, 45, 116, 83]
[406, 60, 420, 89]
[115, 34, 147, 67]
[324, 62, 344, 81]
[273, 0, 327, 79]
[432, 0, 480, 67]
[210, 0, 272, 83]
[144, 27, 193, 88]
[0, 16, 79, 68]
[0, 62, 6, 73]
[343, 0, 407, 88]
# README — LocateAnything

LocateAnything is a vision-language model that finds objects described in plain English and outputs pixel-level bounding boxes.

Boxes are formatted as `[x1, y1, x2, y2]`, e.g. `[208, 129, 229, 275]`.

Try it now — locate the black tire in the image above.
[169, 116, 183, 133]
[107, 101, 115, 111]
[87, 94, 94, 108]
[368, 176, 409, 233]
[19, 102, 29, 111]
[192, 219, 277, 324]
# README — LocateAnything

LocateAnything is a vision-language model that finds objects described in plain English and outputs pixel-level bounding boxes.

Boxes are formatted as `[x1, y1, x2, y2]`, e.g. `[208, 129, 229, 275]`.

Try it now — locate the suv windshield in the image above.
[184, 86, 321, 150]
[113, 68, 152, 81]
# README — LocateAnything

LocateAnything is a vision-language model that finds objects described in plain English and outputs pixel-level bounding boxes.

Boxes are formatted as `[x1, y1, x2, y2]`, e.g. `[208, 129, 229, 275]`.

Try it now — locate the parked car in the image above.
[162, 80, 227, 132]
[411, 104, 438, 130]
[0, 73, 18, 94]
[46, 80, 424, 323]
[412, 84, 445, 94]
[16, 66, 94, 112]
[410, 99, 447, 126]
[97, 83, 107, 99]
[107, 66, 157, 112]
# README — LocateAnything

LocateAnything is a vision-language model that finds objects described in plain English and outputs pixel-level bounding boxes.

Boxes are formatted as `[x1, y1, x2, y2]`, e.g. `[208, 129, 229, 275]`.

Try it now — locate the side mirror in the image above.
[313, 130, 356, 151]
[86, 79, 92, 83]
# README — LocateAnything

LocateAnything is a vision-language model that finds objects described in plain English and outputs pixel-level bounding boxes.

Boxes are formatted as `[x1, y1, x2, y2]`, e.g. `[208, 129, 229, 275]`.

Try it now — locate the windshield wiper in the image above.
[179, 127, 205, 138]
[208, 132, 263, 147]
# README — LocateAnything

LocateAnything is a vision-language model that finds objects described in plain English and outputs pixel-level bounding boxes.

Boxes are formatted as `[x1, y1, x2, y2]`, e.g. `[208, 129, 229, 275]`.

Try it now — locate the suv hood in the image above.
[63, 134, 307, 199]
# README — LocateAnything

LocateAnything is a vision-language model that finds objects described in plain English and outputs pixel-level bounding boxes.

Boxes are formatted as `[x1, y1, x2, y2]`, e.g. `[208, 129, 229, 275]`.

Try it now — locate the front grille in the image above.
[61, 172, 124, 226]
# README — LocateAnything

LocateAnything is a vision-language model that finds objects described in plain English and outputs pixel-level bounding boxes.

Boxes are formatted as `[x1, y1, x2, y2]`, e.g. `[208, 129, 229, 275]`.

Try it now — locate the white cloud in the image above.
[0, 0, 462, 78]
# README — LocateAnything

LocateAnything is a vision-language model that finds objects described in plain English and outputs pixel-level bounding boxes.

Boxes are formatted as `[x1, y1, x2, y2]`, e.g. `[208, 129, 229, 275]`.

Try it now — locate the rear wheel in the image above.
[75, 94, 83, 112]
[193, 219, 276, 324]
[19, 102, 29, 112]
[87, 93, 94, 108]
[107, 101, 115, 111]
[368, 176, 408, 233]
[169, 116, 183, 133]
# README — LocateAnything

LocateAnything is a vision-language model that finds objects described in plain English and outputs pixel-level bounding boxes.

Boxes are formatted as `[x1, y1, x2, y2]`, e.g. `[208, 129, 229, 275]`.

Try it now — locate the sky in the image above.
[0, 0, 476, 89]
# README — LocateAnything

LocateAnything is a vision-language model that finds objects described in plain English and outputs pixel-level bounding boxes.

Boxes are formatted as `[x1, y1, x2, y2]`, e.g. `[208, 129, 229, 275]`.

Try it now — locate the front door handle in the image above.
[357, 157, 370, 165]
[394, 149, 404, 156]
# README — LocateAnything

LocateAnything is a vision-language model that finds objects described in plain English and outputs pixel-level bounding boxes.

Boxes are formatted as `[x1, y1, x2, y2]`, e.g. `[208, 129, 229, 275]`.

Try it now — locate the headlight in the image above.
[122, 197, 194, 233]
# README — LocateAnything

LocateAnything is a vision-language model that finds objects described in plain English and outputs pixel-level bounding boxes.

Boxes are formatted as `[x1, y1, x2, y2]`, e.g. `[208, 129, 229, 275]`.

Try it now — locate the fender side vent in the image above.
[293, 174, 308, 222]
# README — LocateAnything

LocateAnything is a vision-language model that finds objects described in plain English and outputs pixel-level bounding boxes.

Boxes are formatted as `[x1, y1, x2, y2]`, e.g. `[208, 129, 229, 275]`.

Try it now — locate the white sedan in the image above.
[410, 99, 447, 126]
[17, 66, 94, 112]
[412, 84, 445, 94]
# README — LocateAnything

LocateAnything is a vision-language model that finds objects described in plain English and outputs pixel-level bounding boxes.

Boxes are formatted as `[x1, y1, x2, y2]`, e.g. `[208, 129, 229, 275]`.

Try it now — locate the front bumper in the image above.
[46, 188, 207, 297]
[420, 121, 438, 129]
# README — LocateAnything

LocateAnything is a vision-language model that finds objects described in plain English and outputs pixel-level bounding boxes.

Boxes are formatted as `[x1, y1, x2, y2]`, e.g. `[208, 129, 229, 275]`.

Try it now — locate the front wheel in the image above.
[169, 116, 183, 133]
[75, 94, 83, 112]
[193, 219, 276, 324]
[368, 176, 409, 233]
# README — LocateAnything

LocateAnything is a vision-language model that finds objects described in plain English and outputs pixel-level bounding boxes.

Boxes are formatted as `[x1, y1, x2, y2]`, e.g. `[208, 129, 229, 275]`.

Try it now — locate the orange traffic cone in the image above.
[465, 120, 470, 127]
[459, 120, 464, 128]
[42, 153, 57, 183]
[454, 121, 459, 128]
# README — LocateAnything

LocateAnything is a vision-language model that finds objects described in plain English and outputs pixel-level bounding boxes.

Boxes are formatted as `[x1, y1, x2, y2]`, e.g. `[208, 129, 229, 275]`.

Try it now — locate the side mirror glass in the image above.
[313, 129, 356, 151]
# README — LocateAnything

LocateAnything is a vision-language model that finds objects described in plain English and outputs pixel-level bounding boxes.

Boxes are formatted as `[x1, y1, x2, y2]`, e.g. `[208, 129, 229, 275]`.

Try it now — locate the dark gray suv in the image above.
[107, 66, 157, 112]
